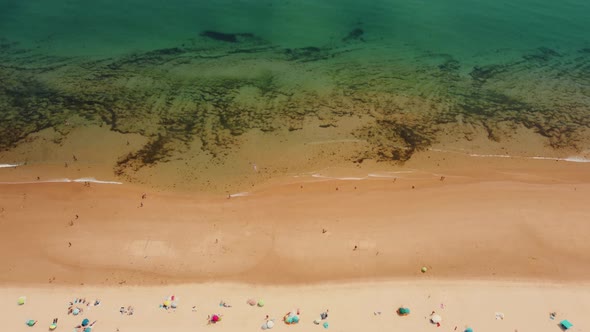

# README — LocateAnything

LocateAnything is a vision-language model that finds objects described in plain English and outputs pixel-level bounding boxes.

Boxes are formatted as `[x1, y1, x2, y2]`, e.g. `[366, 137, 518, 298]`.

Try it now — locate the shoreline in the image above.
[1, 152, 589, 287]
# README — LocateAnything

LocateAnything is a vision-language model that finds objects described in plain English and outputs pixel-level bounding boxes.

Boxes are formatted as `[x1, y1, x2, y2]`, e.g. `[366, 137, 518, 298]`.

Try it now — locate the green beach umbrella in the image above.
[323, 321, 329, 329]
[257, 300, 265, 307]
[398, 307, 410, 315]
[26, 320, 36, 327]
[18, 296, 26, 305]
[560, 320, 573, 330]
[465, 328, 473, 332]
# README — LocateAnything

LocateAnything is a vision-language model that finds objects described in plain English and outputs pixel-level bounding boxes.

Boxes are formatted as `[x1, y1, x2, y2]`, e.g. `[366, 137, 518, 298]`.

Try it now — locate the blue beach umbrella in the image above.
[81, 319, 90, 326]
[323, 321, 329, 329]
[465, 328, 473, 332]
[84, 327, 92, 332]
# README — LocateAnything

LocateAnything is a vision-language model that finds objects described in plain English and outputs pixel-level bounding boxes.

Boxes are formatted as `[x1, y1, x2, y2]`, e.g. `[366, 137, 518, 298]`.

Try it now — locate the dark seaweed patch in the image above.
[469, 64, 507, 84]
[523, 47, 561, 62]
[199, 31, 256, 43]
[354, 119, 436, 162]
[1, 41, 589, 181]
[283, 46, 329, 62]
[342, 28, 365, 42]
[115, 134, 171, 176]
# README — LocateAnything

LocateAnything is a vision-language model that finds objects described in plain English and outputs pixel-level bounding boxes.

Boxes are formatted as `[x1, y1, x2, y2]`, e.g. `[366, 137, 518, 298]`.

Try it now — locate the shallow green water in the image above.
[1, 0, 588, 56]
[0, 0, 589, 181]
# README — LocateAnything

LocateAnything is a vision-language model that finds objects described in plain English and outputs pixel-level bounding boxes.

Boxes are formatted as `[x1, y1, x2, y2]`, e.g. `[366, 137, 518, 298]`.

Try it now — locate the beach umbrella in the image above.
[18, 296, 26, 305]
[266, 320, 275, 329]
[421, 267, 428, 273]
[247, 299, 257, 306]
[323, 321, 329, 329]
[397, 307, 410, 315]
[163, 300, 171, 307]
[292, 316, 300, 324]
[82, 318, 90, 326]
[430, 314, 442, 324]
[73, 308, 80, 315]
[464, 328, 473, 332]
[171, 301, 178, 308]
[257, 300, 265, 307]
[212, 314, 220, 322]
[560, 320, 573, 330]
[49, 324, 57, 330]
[84, 327, 92, 332]
[26, 320, 36, 327]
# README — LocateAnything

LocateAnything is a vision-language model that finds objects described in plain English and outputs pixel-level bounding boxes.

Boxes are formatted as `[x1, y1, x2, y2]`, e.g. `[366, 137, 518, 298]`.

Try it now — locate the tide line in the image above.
[0, 163, 22, 168]
[311, 174, 368, 181]
[429, 148, 590, 163]
[0, 177, 122, 185]
[229, 192, 250, 198]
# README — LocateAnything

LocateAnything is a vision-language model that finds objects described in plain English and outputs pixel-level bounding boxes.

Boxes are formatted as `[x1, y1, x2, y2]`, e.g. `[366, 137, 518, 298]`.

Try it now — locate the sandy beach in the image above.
[1, 150, 590, 331]
[3, 281, 589, 332]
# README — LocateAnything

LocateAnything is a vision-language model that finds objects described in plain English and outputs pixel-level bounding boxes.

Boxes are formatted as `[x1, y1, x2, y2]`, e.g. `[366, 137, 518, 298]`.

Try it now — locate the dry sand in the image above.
[1, 150, 590, 331]
[3, 281, 588, 332]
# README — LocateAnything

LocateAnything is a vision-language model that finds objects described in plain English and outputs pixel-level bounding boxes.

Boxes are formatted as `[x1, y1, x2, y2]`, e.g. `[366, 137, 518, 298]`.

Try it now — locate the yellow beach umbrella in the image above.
[17, 296, 26, 305]
[49, 323, 57, 330]
[163, 300, 171, 307]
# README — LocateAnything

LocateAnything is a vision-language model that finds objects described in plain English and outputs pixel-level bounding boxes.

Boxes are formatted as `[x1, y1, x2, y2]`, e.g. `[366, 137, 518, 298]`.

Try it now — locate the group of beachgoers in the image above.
[156, 295, 329, 329]
[19, 296, 102, 331]
[17, 294, 575, 331]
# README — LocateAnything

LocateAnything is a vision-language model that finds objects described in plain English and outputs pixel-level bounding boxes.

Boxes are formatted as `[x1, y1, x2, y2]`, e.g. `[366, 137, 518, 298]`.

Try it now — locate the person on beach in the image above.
[207, 314, 222, 325]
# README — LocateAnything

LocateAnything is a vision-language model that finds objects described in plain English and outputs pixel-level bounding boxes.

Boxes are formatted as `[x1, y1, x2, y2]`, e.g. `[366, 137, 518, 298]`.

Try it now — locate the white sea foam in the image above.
[368, 171, 415, 178]
[311, 174, 367, 180]
[229, 192, 250, 197]
[0, 177, 122, 185]
[307, 139, 366, 145]
[468, 153, 511, 158]
[0, 163, 22, 168]
[430, 148, 590, 163]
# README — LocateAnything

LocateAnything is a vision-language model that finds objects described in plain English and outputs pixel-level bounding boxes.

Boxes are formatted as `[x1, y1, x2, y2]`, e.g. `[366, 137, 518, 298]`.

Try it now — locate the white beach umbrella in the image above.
[431, 314, 442, 324]
[266, 320, 275, 329]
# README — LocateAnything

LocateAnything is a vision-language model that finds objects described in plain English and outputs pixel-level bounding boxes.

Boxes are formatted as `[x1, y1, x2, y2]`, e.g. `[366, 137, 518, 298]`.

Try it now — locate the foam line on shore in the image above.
[229, 192, 250, 197]
[311, 174, 368, 180]
[429, 148, 590, 163]
[0, 177, 122, 185]
[0, 163, 22, 168]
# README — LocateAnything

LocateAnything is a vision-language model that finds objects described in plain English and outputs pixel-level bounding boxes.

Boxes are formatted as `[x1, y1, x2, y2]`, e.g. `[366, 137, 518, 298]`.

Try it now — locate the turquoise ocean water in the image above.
[0, 0, 589, 187]
[1, 0, 588, 57]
